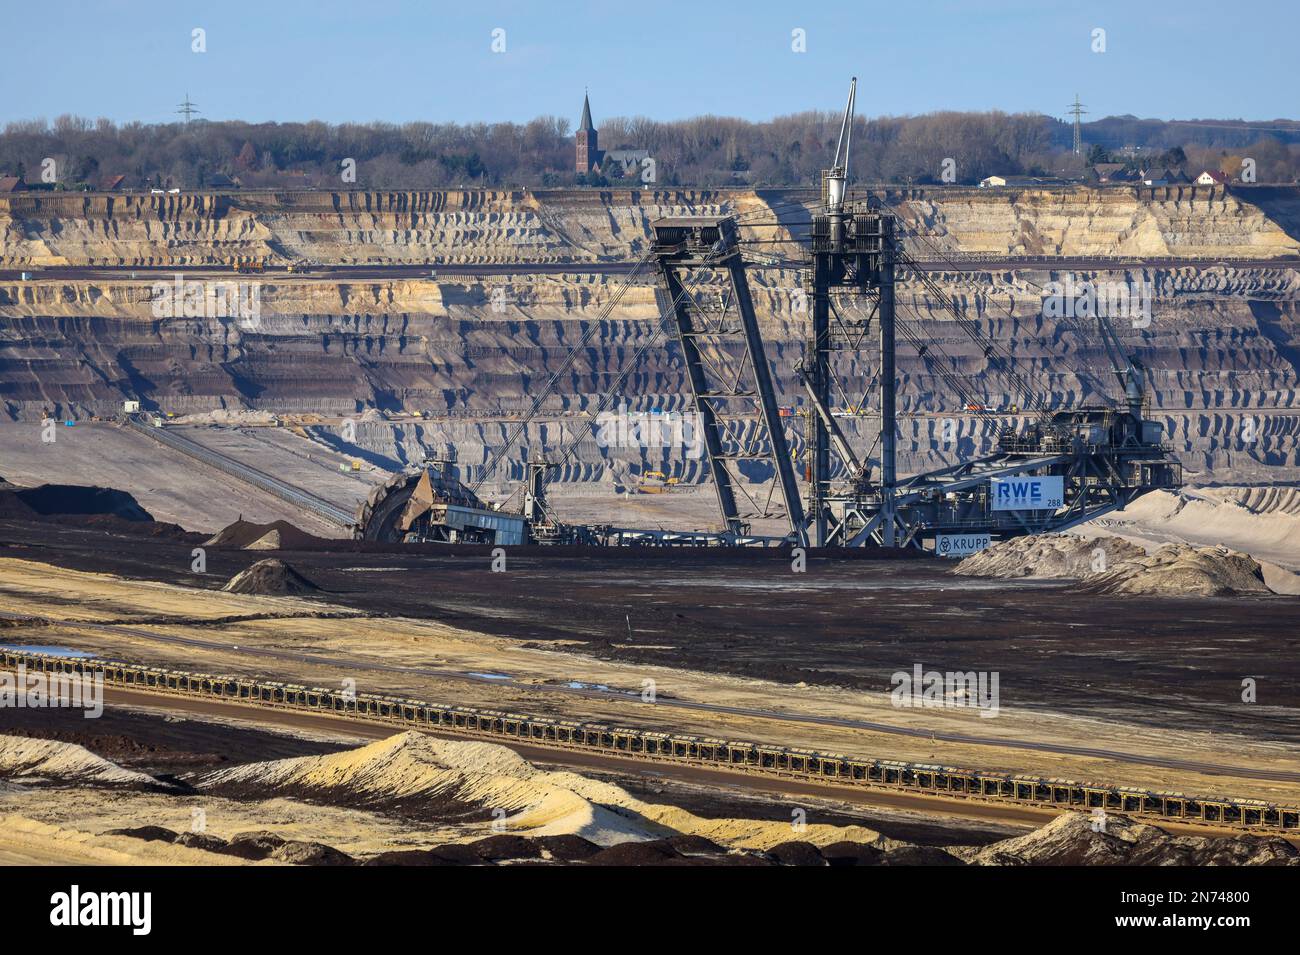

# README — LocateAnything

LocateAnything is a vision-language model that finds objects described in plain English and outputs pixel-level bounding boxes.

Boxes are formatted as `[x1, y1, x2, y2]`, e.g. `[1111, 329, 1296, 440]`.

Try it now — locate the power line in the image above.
[1068, 95, 1088, 156]
[176, 94, 200, 124]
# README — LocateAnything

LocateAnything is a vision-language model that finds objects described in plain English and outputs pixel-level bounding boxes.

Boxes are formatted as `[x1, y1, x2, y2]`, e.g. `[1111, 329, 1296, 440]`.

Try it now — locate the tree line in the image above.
[1, 111, 1296, 191]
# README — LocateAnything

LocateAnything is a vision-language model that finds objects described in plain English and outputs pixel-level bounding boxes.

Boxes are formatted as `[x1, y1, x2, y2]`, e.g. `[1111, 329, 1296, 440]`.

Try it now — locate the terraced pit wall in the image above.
[1, 187, 1298, 487]
[0, 188, 775, 267]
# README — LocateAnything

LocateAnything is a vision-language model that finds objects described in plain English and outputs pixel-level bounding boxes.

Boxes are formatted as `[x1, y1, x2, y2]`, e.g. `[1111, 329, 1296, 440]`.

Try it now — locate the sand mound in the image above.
[1091, 487, 1300, 572]
[221, 559, 321, 595]
[194, 732, 882, 850]
[198, 732, 533, 798]
[0, 735, 163, 787]
[246, 529, 282, 550]
[206, 519, 327, 550]
[963, 812, 1299, 866]
[955, 534, 1145, 580]
[196, 732, 656, 845]
[1079, 543, 1269, 597]
[1257, 560, 1300, 596]
[957, 533, 1273, 597]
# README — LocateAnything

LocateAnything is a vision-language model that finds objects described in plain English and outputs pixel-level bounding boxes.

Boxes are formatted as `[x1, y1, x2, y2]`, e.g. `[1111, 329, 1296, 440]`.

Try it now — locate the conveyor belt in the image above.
[123, 417, 354, 527]
[4, 648, 1295, 835]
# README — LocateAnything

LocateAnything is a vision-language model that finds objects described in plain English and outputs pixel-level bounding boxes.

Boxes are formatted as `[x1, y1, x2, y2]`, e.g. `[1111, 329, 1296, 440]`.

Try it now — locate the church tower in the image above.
[576, 92, 598, 174]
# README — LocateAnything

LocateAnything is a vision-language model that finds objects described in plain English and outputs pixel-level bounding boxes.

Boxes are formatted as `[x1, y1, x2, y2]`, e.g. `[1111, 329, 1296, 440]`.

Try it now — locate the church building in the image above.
[576, 92, 649, 177]
[576, 93, 599, 174]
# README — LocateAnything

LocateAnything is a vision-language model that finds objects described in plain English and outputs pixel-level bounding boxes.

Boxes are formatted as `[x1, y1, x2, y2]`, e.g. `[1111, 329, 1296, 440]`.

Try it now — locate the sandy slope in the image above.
[0, 814, 249, 865]
[1082, 486, 1300, 584]
[196, 732, 882, 850]
[2, 732, 1292, 865]
[0, 731, 883, 861]
[0, 736, 162, 787]
[956, 534, 1277, 597]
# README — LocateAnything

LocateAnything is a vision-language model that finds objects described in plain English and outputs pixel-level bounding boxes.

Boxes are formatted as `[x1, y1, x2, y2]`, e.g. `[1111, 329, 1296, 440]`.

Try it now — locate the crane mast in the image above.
[807, 77, 901, 545]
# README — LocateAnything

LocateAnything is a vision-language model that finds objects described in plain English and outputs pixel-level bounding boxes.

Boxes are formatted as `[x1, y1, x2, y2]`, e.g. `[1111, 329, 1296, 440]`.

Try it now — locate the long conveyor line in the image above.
[3, 647, 1297, 834]
[122, 416, 355, 527]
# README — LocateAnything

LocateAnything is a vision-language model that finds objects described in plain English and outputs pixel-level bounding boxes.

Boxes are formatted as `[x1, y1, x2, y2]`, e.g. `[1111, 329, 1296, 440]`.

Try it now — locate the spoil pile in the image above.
[0, 484, 153, 521]
[221, 558, 321, 596]
[959, 812, 1299, 866]
[0, 483, 196, 540]
[104, 826, 354, 865]
[13, 484, 153, 521]
[0, 491, 37, 521]
[194, 732, 655, 843]
[955, 534, 1273, 597]
[193, 732, 885, 850]
[206, 518, 328, 550]
[1077, 543, 1269, 597]
[955, 535, 1145, 580]
[0, 736, 165, 788]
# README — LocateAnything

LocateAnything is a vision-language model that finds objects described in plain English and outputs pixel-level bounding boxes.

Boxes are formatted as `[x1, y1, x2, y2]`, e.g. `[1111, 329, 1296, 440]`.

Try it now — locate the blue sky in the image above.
[5, 1, 1295, 127]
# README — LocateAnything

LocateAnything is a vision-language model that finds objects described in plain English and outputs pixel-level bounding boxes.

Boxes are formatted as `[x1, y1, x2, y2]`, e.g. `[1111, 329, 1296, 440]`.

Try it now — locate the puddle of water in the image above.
[467, 672, 511, 681]
[621, 575, 1063, 593]
[0, 645, 93, 658]
[565, 680, 613, 691]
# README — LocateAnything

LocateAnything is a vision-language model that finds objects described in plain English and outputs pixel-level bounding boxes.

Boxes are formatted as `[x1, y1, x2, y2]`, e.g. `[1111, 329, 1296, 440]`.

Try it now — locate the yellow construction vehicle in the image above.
[233, 257, 265, 274]
[635, 470, 681, 494]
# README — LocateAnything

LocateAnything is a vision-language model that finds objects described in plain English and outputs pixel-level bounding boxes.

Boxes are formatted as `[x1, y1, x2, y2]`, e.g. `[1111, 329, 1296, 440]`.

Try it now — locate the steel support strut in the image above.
[809, 258, 832, 546]
[878, 224, 898, 545]
[651, 217, 806, 543]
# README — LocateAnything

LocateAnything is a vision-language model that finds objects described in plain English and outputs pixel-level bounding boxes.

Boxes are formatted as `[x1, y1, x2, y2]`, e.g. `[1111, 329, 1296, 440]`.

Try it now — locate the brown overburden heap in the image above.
[221, 558, 321, 596]
[206, 519, 328, 551]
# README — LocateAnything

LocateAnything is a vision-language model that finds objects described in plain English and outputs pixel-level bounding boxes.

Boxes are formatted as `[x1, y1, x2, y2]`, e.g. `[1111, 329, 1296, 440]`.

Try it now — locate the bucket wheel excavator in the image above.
[356, 78, 1180, 552]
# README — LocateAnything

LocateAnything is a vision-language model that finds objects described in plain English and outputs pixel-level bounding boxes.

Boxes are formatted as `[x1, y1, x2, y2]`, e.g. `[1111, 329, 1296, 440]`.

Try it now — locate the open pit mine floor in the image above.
[0, 516, 1298, 825]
